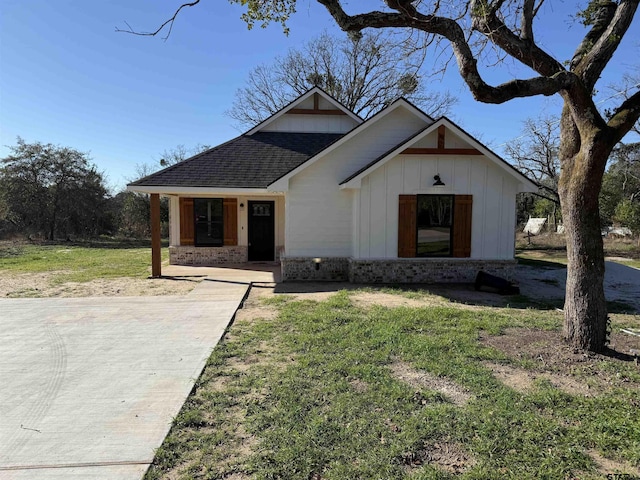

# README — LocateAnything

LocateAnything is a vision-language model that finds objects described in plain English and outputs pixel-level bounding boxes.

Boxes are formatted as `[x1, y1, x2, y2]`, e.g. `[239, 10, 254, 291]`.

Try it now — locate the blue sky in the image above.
[1, 1, 638, 192]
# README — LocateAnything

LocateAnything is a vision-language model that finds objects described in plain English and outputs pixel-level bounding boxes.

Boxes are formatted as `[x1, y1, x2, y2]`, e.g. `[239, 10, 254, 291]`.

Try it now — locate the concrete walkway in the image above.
[0, 267, 272, 479]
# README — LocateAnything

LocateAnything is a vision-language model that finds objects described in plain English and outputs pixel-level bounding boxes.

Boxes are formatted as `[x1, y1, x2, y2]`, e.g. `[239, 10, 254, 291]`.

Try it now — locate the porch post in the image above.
[151, 193, 161, 278]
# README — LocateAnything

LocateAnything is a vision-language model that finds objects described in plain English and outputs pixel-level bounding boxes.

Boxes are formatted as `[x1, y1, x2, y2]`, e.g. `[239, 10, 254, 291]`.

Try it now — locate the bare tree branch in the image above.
[115, 1, 200, 41]
[506, 115, 560, 205]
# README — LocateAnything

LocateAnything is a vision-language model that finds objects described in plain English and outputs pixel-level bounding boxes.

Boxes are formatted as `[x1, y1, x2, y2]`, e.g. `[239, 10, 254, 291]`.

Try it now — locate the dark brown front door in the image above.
[248, 201, 275, 261]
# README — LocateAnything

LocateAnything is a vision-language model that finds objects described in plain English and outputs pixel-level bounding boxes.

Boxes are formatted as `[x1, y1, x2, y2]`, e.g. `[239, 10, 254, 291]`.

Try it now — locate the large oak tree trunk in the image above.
[558, 123, 610, 352]
[560, 180, 608, 351]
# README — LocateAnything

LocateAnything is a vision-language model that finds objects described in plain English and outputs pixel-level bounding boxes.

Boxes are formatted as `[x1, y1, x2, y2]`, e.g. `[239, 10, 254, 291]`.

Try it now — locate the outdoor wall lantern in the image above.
[433, 174, 445, 186]
[239, 202, 245, 209]
[313, 257, 322, 270]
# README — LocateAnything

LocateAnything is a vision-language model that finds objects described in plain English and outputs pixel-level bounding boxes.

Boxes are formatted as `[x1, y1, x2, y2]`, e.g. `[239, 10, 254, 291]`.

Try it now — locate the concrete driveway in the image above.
[518, 259, 640, 312]
[0, 276, 253, 479]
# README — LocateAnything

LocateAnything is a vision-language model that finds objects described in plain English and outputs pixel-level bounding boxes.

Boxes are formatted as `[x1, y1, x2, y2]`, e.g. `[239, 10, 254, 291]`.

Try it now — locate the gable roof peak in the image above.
[246, 87, 363, 135]
[389, 96, 435, 122]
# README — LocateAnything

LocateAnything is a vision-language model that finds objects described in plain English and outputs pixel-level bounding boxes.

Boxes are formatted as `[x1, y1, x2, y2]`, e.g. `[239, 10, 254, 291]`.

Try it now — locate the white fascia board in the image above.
[267, 99, 434, 190]
[126, 185, 282, 196]
[339, 179, 362, 190]
[340, 117, 538, 192]
[246, 87, 362, 135]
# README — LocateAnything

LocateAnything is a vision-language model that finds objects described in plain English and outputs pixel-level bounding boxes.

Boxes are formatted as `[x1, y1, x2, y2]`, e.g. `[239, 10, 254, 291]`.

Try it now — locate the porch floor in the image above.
[162, 263, 281, 284]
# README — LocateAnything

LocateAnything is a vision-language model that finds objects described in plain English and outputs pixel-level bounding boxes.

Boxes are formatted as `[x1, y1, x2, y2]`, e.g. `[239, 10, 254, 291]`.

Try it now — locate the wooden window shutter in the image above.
[179, 198, 194, 246]
[453, 195, 472, 257]
[223, 198, 238, 246]
[398, 195, 417, 258]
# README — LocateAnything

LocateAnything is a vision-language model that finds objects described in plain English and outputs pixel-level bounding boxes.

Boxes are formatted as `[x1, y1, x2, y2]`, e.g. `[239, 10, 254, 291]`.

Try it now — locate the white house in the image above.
[128, 87, 537, 282]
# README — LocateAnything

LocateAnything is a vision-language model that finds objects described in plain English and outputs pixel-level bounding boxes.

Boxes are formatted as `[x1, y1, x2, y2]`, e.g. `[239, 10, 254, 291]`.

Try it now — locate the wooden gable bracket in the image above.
[402, 125, 482, 155]
[288, 92, 348, 116]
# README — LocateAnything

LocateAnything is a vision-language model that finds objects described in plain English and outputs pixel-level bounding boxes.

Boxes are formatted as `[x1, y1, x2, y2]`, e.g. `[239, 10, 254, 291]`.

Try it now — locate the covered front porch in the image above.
[148, 192, 284, 277]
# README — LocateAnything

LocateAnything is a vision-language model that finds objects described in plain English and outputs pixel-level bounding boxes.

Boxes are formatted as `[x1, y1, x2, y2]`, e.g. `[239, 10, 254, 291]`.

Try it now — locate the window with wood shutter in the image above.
[397, 194, 472, 258]
[223, 198, 238, 246]
[180, 198, 238, 246]
[398, 195, 417, 257]
[452, 195, 472, 257]
[179, 198, 194, 245]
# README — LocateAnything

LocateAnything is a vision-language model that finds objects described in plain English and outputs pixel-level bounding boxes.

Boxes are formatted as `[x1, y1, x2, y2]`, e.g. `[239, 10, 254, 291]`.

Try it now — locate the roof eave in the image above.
[126, 185, 282, 196]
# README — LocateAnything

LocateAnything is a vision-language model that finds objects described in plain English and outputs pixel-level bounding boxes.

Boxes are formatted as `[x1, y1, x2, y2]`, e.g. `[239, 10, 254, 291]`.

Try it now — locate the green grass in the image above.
[516, 238, 640, 270]
[0, 240, 168, 283]
[145, 291, 640, 480]
[517, 252, 640, 270]
[516, 253, 568, 268]
[610, 258, 640, 269]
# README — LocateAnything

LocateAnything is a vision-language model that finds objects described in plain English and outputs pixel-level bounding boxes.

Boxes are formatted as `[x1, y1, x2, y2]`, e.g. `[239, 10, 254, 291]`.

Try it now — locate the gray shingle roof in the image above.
[129, 132, 344, 189]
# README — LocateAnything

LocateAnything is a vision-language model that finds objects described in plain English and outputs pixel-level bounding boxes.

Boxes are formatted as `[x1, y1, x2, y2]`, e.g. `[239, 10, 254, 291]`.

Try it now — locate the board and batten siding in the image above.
[353, 154, 518, 260]
[285, 107, 429, 257]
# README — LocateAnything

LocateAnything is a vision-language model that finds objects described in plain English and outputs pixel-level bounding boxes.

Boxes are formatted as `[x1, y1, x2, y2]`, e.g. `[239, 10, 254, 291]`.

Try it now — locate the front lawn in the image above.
[0, 239, 168, 283]
[145, 288, 640, 480]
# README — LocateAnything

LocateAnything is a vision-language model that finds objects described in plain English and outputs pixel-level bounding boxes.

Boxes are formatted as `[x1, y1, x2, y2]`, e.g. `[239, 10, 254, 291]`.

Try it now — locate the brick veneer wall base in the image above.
[348, 258, 516, 283]
[170, 246, 248, 265]
[280, 256, 516, 283]
[281, 257, 350, 281]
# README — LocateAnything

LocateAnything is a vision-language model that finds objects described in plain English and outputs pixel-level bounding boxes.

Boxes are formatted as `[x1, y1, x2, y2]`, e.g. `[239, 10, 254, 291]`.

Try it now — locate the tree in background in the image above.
[614, 199, 640, 242]
[0, 138, 112, 240]
[506, 116, 561, 228]
[116, 143, 212, 238]
[600, 143, 640, 239]
[116, 163, 169, 238]
[226, 31, 457, 128]
[157, 143, 211, 167]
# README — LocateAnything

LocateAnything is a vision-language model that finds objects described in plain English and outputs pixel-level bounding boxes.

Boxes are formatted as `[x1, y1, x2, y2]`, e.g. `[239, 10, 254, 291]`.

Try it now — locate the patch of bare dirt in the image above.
[234, 283, 280, 324]
[223, 342, 286, 374]
[481, 328, 640, 394]
[275, 281, 516, 309]
[0, 271, 200, 298]
[272, 281, 353, 301]
[389, 360, 473, 406]
[589, 449, 640, 477]
[223, 287, 298, 378]
[234, 304, 279, 323]
[352, 292, 443, 309]
[401, 441, 476, 474]
[348, 378, 369, 393]
[485, 362, 595, 396]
